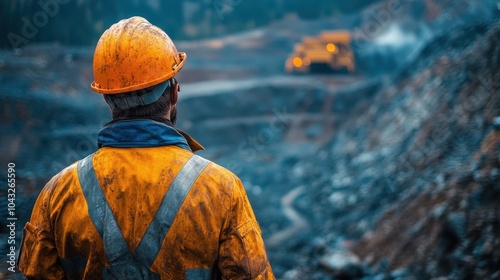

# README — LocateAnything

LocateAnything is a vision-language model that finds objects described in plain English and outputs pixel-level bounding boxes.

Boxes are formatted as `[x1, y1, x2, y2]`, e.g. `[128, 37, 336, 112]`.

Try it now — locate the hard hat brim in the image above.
[91, 52, 186, 94]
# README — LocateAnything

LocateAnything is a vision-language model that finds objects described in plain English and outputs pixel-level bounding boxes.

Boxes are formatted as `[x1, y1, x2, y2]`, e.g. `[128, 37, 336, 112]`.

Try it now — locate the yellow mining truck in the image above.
[285, 30, 355, 73]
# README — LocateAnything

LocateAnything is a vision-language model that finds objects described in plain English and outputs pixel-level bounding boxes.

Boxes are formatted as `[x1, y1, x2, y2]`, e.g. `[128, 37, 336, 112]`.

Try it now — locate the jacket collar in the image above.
[98, 117, 204, 152]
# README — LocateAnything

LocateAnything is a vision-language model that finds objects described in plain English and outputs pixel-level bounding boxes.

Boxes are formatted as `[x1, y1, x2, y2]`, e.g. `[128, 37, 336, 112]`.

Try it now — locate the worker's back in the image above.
[19, 142, 272, 279]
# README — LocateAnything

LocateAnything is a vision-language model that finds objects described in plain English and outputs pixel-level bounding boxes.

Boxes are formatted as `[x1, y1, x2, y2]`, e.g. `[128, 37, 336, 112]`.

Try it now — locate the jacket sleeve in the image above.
[217, 177, 275, 280]
[18, 175, 66, 279]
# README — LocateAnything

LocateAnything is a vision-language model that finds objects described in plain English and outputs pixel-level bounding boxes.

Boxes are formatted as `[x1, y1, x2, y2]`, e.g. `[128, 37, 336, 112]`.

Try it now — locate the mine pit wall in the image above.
[350, 24, 500, 278]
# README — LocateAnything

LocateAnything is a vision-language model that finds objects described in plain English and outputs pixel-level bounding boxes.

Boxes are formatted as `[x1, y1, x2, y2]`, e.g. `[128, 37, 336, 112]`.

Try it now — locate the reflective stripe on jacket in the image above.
[18, 118, 274, 279]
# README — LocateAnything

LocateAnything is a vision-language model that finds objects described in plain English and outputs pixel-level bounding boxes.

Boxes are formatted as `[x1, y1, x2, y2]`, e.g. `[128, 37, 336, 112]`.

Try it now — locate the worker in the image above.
[17, 16, 274, 279]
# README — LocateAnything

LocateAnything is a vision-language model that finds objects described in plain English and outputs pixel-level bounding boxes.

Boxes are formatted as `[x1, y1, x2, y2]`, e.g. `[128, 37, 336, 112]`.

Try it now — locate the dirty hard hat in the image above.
[90, 16, 186, 95]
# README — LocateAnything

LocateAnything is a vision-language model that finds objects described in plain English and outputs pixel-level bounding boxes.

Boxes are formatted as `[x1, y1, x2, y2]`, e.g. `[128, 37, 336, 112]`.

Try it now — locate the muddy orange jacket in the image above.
[18, 118, 274, 279]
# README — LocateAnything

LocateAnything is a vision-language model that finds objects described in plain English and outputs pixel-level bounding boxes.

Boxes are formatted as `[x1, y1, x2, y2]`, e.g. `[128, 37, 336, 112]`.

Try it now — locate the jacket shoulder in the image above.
[197, 156, 243, 197]
[40, 161, 80, 199]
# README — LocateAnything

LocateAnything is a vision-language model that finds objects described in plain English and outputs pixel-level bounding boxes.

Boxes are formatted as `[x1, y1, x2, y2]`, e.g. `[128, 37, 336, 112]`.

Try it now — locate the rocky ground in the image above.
[1, 0, 499, 279]
[268, 22, 500, 280]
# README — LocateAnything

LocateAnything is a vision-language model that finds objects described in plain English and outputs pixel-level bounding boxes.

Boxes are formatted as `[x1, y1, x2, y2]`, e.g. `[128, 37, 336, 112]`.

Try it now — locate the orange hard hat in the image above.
[91, 16, 186, 94]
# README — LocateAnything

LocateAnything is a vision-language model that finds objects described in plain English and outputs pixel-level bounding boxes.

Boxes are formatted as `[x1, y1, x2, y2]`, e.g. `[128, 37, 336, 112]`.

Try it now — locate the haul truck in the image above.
[285, 30, 355, 73]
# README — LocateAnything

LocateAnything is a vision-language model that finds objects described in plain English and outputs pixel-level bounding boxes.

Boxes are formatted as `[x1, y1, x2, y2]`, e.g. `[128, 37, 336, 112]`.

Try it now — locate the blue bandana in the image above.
[97, 119, 191, 151]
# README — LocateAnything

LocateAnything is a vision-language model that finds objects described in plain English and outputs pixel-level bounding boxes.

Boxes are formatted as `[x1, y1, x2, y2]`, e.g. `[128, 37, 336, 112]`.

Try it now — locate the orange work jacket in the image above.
[18, 118, 274, 279]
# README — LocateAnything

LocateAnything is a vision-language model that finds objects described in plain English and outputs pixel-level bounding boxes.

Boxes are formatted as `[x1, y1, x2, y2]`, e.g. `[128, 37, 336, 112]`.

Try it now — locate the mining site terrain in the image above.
[1, 0, 499, 279]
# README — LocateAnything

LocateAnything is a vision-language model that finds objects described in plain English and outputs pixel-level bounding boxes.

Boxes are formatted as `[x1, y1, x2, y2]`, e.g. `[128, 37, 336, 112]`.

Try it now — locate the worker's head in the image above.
[90, 16, 185, 123]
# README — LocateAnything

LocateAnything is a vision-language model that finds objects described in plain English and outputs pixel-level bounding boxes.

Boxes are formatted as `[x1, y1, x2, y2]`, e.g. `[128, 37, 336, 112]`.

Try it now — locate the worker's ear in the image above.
[170, 78, 181, 105]
[170, 79, 179, 106]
